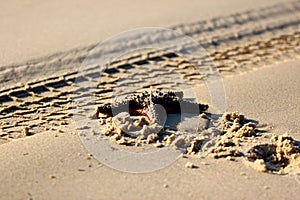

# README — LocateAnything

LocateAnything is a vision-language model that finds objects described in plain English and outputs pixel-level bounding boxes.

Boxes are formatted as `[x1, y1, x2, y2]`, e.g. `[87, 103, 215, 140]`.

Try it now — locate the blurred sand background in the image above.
[0, 0, 285, 66]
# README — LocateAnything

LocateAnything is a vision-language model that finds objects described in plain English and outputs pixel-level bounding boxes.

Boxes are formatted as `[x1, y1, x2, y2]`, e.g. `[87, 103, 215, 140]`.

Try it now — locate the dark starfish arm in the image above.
[97, 104, 113, 116]
[161, 101, 208, 114]
[96, 90, 209, 120]
[97, 102, 143, 117]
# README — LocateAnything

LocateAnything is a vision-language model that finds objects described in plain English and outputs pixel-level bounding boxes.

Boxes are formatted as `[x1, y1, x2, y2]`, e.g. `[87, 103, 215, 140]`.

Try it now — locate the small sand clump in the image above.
[208, 138, 241, 158]
[21, 127, 29, 136]
[186, 136, 210, 155]
[185, 162, 196, 169]
[245, 159, 267, 172]
[271, 134, 299, 163]
[203, 112, 257, 158]
[101, 112, 163, 146]
[246, 134, 300, 173]
[222, 112, 256, 138]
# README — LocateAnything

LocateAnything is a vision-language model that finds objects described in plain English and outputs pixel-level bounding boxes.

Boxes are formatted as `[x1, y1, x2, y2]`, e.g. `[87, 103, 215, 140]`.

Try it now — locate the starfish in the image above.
[96, 90, 208, 124]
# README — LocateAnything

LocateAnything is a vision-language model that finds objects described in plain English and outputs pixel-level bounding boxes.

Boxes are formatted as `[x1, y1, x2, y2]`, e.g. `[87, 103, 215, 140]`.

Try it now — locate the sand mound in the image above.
[99, 110, 300, 174]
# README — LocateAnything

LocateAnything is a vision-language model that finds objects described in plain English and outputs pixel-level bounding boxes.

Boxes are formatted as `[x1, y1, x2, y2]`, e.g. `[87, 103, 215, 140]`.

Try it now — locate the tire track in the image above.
[1, 1, 299, 86]
[0, 2, 299, 141]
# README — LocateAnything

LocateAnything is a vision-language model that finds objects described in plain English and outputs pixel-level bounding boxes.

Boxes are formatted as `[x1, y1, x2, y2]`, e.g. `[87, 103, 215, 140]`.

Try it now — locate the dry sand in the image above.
[1, 0, 300, 199]
[1, 60, 300, 199]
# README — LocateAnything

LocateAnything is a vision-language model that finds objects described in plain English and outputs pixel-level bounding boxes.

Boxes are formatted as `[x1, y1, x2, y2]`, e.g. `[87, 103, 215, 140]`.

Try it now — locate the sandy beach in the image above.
[1, 1, 300, 199]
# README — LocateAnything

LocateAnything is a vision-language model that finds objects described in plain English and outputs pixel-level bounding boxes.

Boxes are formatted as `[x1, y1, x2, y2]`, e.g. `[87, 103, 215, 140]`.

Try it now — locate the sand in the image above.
[1, 0, 300, 199]
[0, 0, 286, 67]
[1, 60, 300, 199]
